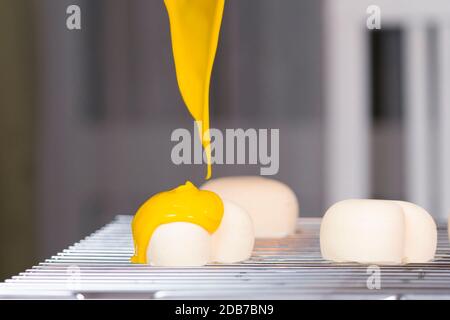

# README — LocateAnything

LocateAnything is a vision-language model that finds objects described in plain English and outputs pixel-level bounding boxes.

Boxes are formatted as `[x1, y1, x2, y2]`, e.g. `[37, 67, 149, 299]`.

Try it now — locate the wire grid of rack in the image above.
[1, 215, 450, 299]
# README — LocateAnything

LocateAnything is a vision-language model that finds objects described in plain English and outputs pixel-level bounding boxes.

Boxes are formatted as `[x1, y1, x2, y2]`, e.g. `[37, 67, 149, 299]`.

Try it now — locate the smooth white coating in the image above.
[146, 200, 255, 266]
[393, 201, 437, 263]
[211, 200, 254, 263]
[320, 199, 437, 265]
[147, 222, 211, 266]
[201, 176, 299, 238]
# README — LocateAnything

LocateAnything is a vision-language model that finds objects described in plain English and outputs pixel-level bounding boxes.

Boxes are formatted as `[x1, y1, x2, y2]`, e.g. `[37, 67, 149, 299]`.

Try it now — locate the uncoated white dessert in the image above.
[202, 176, 299, 238]
[320, 199, 437, 265]
[211, 200, 254, 263]
[146, 199, 255, 266]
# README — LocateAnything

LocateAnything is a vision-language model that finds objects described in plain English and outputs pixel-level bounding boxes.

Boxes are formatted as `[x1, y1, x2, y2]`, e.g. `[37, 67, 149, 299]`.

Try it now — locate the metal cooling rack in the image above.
[1, 215, 450, 299]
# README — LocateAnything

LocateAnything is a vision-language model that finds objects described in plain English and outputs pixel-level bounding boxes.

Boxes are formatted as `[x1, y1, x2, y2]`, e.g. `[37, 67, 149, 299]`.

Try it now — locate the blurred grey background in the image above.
[1, 0, 449, 280]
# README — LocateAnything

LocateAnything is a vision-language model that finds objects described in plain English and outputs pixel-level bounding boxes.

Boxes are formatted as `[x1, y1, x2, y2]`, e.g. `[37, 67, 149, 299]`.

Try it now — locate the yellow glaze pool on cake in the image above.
[131, 181, 224, 264]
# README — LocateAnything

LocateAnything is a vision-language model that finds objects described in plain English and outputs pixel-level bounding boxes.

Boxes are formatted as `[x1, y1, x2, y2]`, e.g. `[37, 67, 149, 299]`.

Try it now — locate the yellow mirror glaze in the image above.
[164, 0, 225, 180]
[131, 181, 224, 264]
[130, 1, 226, 264]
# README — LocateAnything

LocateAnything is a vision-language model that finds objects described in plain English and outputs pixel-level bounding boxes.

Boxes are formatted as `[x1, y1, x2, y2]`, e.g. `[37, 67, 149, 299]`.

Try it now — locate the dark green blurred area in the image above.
[0, 0, 37, 280]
